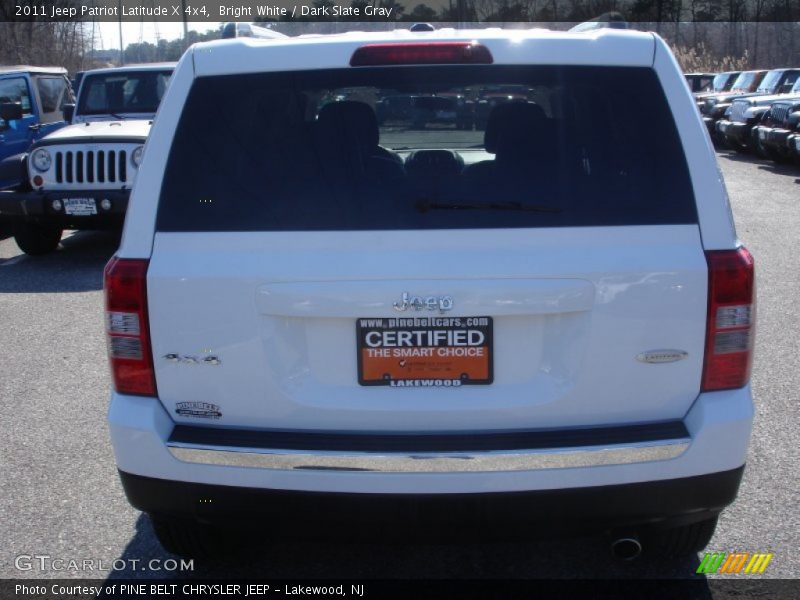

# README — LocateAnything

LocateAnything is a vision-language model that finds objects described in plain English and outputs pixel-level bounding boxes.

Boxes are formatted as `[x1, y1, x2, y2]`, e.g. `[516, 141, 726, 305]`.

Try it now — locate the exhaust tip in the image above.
[610, 536, 642, 561]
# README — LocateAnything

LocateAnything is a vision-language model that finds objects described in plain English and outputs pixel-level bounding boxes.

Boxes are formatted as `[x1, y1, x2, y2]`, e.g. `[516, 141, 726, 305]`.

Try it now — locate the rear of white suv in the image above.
[106, 28, 755, 558]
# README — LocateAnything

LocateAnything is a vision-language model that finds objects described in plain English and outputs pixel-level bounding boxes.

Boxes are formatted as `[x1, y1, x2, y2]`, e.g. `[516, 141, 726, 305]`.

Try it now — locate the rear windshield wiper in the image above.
[415, 200, 562, 214]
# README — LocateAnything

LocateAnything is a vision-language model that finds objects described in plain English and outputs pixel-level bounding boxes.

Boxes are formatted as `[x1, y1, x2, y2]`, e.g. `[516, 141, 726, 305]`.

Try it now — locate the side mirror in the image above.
[63, 103, 75, 123]
[0, 102, 23, 122]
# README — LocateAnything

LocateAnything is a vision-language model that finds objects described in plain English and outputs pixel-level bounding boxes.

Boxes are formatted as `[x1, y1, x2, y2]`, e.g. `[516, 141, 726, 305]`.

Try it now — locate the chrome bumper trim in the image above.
[167, 439, 690, 473]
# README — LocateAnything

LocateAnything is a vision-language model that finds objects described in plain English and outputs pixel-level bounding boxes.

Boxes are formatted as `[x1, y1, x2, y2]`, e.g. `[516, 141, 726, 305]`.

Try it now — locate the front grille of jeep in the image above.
[730, 102, 749, 123]
[54, 149, 128, 184]
[769, 104, 791, 127]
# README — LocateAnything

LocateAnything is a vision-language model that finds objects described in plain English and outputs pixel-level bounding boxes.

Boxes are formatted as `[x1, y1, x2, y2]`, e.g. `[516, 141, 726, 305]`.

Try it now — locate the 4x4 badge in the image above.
[393, 292, 454, 313]
[164, 353, 221, 365]
[636, 350, 688, 364]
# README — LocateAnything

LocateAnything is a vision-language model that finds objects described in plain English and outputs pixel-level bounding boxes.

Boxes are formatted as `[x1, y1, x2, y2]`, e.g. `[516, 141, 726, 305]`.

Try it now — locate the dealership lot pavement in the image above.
[0, 151, 797, 581]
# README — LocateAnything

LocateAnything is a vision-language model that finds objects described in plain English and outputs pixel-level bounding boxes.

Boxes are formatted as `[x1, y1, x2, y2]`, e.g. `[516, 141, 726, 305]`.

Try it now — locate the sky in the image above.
[91, 21, 221, 50]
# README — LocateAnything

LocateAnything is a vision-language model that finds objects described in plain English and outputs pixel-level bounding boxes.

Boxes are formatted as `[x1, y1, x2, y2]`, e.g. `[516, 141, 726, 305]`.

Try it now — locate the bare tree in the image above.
[0, 1, 90, 73]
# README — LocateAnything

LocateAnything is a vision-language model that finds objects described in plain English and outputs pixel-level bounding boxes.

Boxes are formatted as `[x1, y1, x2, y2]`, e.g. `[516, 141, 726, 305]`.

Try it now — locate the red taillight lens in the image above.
[350, 42, 493, 67]
[702, 247, 755, 392]
[104, 257, 156, 396]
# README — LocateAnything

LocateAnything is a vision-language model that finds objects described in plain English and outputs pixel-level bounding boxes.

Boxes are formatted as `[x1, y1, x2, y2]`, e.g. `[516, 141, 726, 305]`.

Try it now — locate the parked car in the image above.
[0, 63, 174, 255]
[106, 27, 754, 560]
[699, 70, 767, 140]
[694, 71, 741, 106]
[684, 72, 715, 93]
[0, 66, 73, 188]
[753, 98, 800, 163]
[791, 126, 800, 164]
[377, 94, 474, 130]
[474, 85, 532, 129]
[376, 94, 415, 123]
[716, 73, 800, 152]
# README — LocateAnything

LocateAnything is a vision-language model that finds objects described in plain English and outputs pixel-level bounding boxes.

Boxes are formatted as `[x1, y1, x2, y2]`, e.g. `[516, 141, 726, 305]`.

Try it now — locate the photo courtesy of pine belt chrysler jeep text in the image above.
[104, 26, 756, 560]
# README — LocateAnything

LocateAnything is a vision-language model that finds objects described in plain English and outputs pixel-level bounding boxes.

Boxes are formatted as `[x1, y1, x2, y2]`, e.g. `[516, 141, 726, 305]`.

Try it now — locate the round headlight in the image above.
[31, 148, 52, 172]
[131, 146, 144, 167]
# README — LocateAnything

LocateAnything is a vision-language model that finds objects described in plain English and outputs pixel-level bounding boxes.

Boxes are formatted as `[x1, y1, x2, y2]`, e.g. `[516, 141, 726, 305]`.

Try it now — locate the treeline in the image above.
[0, 21, 87, 74]
[122, 28, 221, 63]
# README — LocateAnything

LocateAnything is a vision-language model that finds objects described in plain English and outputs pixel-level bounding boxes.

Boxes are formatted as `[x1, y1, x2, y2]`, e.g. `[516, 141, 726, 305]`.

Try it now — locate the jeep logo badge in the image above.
[393, 292, 453, 313]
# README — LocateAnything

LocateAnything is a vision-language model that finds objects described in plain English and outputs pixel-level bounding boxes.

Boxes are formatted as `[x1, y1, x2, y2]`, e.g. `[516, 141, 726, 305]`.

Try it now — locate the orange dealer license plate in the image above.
[357, 316, 493, 387]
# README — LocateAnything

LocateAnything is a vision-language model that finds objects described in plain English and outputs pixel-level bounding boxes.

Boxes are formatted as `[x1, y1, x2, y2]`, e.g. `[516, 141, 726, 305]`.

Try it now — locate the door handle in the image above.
[28, 123, 41, 131]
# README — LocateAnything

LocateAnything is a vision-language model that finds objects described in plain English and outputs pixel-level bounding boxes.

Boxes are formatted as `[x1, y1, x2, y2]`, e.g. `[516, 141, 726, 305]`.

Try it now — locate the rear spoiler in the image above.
[221, 22, 288, 40]
[569, 12, 629, 33]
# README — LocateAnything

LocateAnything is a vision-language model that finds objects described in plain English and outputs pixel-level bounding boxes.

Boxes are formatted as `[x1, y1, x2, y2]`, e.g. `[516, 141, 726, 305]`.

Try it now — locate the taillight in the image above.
[702, 247, 755, 392]
[350, 42, 493, 67]
[104, 257, 156, 396]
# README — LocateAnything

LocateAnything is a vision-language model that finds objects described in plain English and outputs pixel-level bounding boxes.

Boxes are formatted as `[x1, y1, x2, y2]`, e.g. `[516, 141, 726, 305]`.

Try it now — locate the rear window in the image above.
[157, 66, 696, 232]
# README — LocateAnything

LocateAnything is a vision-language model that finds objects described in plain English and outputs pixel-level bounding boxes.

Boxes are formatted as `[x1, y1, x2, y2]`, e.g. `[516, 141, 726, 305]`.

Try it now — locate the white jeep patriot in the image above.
[105, 26, 755, 560]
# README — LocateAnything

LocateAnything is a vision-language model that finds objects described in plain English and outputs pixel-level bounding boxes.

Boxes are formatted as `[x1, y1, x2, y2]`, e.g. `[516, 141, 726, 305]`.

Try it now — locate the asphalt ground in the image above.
[0, 150, 797, 585]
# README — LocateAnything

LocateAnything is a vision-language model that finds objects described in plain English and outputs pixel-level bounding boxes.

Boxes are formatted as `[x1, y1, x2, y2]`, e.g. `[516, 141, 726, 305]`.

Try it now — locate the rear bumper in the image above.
[165, 421, 690, 473]
[109, 386, 753, 497]
[0, 189, 128, 228]
[119, 466, 744, 534]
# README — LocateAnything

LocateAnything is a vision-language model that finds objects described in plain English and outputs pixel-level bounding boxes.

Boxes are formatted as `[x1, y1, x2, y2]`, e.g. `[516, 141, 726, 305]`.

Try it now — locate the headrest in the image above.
[484, 102, 547, 155]
[316, 101, 379, 150]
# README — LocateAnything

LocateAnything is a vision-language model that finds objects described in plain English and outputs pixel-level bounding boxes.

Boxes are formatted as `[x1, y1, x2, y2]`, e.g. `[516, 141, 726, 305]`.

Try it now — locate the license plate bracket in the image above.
[356, 316, 493, 387]
[62, 197, 97, 216]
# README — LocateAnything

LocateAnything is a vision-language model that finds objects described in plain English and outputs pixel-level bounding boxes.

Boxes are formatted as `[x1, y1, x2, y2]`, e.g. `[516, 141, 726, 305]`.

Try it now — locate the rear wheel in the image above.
[766, 147, 789, 164]
[644, 516, 719, 558]
[14, 223, 63, 255]
[729, 139, 749, 153]
[753, 137, 769, 159]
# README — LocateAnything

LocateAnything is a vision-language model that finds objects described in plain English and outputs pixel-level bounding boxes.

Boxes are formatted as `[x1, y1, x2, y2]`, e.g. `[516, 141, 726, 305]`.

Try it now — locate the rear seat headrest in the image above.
[316, 101, 379, 151]
[484, 102, 547, 155]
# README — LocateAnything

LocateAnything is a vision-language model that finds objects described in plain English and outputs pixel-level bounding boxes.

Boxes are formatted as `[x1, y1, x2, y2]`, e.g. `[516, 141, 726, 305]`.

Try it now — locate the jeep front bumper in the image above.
[0, 189, 129, 229]
[717, 120, 753, 145]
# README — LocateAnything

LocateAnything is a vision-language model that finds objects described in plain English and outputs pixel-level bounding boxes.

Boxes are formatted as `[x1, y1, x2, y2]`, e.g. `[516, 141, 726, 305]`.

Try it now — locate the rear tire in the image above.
[150, 515, 239, 559]
[14, 223, 62, 255]
[753, 138, 769, 159]
[644, 516, 719, 558]
[766, 147, 789, 164]
[730, 140, 749, 153]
